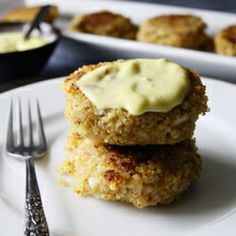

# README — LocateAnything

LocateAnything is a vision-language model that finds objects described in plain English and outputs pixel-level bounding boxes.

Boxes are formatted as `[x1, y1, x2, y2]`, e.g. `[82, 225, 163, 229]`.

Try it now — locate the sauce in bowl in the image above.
[0, 32, 48, 53]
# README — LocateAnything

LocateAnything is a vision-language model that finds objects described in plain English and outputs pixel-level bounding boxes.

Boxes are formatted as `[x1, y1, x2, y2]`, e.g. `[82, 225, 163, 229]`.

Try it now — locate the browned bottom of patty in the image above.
[58, 132, 202, 208]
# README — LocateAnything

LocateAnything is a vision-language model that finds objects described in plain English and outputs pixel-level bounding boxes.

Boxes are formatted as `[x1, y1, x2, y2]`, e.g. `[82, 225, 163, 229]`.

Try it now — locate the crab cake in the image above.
[214, 25, 236, 56]
[68, 10, 138, 40]
[62, 59, 208, 146]
[1, 5, 58, 23]
[137, 15, 209, 50]
[59, 132, 201, 208]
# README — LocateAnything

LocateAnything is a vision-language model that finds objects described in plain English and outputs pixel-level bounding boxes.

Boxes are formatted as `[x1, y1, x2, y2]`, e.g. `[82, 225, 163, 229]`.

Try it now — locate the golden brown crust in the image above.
[62, 60, 208, 145]
[137, 14, 209, 50]
[214, 25, 236, 56]
[68, 10, 138, 39]
[143, 15, 206, 34]
[1, 5, 58, 23]
[59, 132, 202, 208]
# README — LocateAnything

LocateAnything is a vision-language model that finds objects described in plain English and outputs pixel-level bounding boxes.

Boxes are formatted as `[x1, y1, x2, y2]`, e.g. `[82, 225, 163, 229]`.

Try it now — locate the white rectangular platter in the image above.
[26, 0, 236, 82]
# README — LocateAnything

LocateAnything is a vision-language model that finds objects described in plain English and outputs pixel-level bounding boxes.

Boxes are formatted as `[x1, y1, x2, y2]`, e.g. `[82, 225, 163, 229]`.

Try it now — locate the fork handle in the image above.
[25, 158, 49, 236]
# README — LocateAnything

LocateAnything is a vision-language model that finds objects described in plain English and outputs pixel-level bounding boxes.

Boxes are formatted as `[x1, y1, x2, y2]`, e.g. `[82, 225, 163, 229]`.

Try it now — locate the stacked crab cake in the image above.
[60, 58, 208, 208]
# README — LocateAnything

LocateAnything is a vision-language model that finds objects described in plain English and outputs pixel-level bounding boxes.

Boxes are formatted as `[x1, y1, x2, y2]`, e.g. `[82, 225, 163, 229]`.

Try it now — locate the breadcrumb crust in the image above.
[59, 132, 202, 208]
[62, 61, 208, 145]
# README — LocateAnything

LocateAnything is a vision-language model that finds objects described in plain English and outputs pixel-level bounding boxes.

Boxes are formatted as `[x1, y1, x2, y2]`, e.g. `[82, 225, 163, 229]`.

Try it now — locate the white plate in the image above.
[27, 0, 236, 82]
[0, 77, 236, 236]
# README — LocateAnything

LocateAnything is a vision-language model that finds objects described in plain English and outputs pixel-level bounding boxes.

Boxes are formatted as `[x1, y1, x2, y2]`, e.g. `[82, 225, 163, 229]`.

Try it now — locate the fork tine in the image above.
[36, 99, 47, 148]
[18, 98, 24, 146]
[6, 99, 14, 150]
[28, 100, 34, 147]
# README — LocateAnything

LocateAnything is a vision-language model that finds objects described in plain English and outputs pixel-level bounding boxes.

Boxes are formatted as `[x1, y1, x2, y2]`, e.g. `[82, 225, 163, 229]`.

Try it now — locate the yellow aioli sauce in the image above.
[77, 59, 190, 115]
[0, 32, 48, 53]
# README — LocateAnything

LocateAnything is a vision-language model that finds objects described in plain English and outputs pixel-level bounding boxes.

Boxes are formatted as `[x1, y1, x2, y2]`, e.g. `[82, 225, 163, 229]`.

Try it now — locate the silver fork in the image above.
[6, 99, 49, 236]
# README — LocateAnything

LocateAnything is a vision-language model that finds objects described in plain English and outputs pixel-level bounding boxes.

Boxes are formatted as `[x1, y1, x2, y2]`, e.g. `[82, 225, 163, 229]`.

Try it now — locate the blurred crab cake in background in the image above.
[1, 5, 58, 23]
[214, 25, 236, 56]
[68, 10, 138, 40]
[137, 14, 210, 50]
